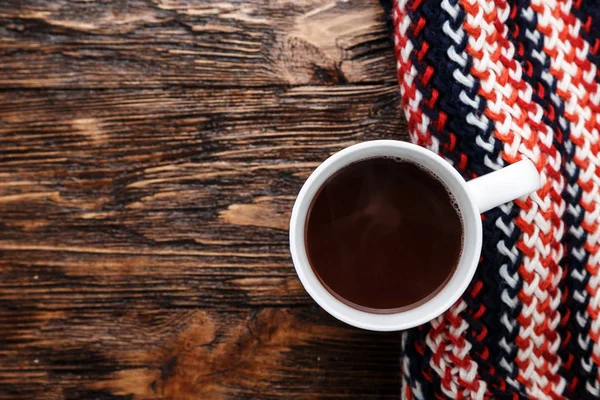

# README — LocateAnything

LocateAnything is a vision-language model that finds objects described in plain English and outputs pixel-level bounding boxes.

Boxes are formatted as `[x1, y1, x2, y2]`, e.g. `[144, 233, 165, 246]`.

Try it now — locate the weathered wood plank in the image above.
[0, 1, 405, 398]
[0, 85, 402, 168]
[0, 86, 407, 309]
[0, 0, 396, 88]
[0, 308, 401, 399]
[0, 250, 308, 309]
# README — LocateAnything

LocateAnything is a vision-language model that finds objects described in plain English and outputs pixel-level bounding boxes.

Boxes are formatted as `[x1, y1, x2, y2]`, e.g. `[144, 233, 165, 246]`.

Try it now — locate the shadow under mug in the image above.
[289, 140, 541, 331]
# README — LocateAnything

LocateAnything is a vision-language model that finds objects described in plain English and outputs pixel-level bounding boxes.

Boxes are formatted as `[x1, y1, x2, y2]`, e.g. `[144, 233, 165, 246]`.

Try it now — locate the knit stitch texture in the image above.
[392, 0, 600, 398]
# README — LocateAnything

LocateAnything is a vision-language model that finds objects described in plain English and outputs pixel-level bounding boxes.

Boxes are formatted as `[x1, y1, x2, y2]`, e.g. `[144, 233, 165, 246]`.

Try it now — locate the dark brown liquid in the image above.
[305, 157, 463, 312]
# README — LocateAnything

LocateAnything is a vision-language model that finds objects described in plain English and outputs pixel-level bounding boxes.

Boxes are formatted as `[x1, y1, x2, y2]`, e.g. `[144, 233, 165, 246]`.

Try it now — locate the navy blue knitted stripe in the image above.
[408, 4, 479, 398]
[405, 2, 462, 164]
[568, 4, 600, 398]
[435, 0, 504, 176]
[400, 3, 443, 397]
[403, 326, 436, 399]
[480, 207, 528, 399]
[562, 138, 595, 400]
[565, 4, 599, 395]
[571, 2, 600, 68]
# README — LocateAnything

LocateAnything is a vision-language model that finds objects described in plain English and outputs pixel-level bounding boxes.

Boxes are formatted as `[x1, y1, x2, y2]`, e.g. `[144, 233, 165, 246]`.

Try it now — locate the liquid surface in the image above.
[305, 157, 463, 311]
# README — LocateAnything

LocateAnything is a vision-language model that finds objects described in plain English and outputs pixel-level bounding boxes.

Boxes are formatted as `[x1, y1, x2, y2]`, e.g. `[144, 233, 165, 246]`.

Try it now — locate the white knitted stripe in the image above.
[460, 0, 566, 397]
[426, 301, 487, 399]
[496, 203, 524, 390]
[401, 332, 425, 400]
[514, 5, 569, 396]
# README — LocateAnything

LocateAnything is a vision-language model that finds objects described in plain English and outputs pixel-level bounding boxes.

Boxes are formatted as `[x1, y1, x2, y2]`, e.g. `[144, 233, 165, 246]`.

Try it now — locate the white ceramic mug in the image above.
[289, 140, 541, 331]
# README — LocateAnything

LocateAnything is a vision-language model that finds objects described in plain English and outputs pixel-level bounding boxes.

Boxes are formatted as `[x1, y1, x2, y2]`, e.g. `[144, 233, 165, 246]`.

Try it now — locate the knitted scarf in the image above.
[392, 0, 600, 398]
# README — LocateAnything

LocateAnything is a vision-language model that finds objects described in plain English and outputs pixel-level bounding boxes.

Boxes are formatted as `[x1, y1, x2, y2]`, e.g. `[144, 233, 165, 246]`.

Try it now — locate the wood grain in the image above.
[0, 85, 405, 309]
[0, 308, 402, 399]
[0, 0, 406, 398]
[0, 0, 396, 88]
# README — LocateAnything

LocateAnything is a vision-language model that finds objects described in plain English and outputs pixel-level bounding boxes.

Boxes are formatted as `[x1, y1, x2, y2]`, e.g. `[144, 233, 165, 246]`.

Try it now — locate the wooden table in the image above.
[0, 1, 409, 398]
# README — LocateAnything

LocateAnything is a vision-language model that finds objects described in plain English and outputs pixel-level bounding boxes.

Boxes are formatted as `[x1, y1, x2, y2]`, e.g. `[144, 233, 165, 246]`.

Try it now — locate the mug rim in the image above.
[289, 140, 483, 331]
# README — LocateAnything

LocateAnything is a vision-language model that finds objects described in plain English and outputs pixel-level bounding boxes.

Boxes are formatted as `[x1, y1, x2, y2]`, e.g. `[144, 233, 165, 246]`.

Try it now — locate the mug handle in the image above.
[466, 159, 541, 213]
